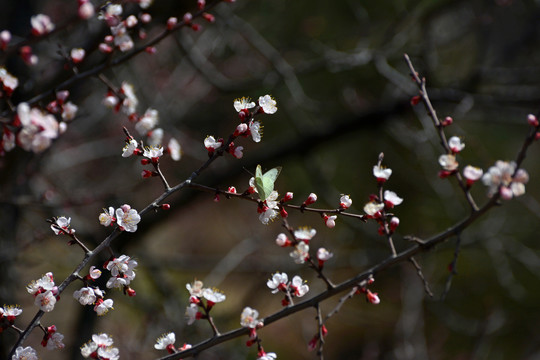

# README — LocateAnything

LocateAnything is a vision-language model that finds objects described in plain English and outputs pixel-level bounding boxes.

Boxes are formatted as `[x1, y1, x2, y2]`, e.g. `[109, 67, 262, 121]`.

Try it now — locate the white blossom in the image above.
[240, 306, 260, 328]
[12, 346, 38, 360]
[115, 204, 141, 232]
[155, 332, 176, 350]
[258, 95, 277, 114]
[234, 97, 255, 112]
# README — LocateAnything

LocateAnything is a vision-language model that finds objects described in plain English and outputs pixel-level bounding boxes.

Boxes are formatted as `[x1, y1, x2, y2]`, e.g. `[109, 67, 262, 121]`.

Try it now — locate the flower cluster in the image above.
[99, 204, 141, 232]
[267, 272, 309, 306]
[364, 163, 402, 235]
[97, 2, 152, 53]
[46, 90, 79, 122]
[80, 333, 119, 360]
[27, 273, 58, 312]
[105, 254, 138, 295]
[15, 103, 65, 154]
[275, 227, 318, 264]
[185, 280, 226, 325]
[482, 160, 529, 199]
[73, 287, 113, 316]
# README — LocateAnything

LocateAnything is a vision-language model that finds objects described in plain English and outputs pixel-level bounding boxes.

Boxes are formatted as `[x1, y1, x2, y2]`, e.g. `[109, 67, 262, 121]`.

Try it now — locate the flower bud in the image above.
[528, 114, 539, 127]
[442, 116, 453, 127]
[166, 17, 178, 30]
[303, 193, 317, 206]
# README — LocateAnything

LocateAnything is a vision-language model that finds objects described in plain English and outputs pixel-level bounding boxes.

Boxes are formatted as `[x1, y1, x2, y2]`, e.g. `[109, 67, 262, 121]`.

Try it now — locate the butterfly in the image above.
[255, 164, 282, 201]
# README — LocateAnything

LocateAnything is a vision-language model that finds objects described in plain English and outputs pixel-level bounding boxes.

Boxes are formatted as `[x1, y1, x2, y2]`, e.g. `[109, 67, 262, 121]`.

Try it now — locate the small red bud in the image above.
[442, 116, 453, 127]
[141, 170, 154, 178]
[282, 192, 294, 202]
[126, 287, 136, 297]
[410, 95, 421, 106]
[528, 114, 539, 127]
[161, 204, 171, 210]
[202, 12, 215, 23]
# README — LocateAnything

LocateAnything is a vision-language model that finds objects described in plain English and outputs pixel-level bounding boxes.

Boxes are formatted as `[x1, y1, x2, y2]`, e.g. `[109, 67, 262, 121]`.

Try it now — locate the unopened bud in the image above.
[527, 114, 539, 127]
[167, 17, 178, 30]
[303, 193, 317, 206]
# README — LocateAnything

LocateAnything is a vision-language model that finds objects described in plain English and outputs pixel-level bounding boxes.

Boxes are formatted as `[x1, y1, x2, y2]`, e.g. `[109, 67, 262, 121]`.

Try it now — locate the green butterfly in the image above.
[255, 164, 282, 201]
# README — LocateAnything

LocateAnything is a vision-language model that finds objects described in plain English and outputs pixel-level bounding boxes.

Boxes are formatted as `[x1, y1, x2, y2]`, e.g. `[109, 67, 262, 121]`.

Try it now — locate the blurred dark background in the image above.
[1, 0, 540, 359]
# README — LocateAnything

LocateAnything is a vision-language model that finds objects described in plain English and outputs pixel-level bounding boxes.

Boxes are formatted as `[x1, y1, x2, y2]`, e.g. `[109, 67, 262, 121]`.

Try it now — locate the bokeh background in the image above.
[1, 0, 540, 359]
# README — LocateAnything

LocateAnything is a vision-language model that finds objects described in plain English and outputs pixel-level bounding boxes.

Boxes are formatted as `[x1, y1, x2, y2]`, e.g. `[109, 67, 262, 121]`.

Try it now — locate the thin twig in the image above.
[409, 256, 434, 297]
[441, 233, 462, 300]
